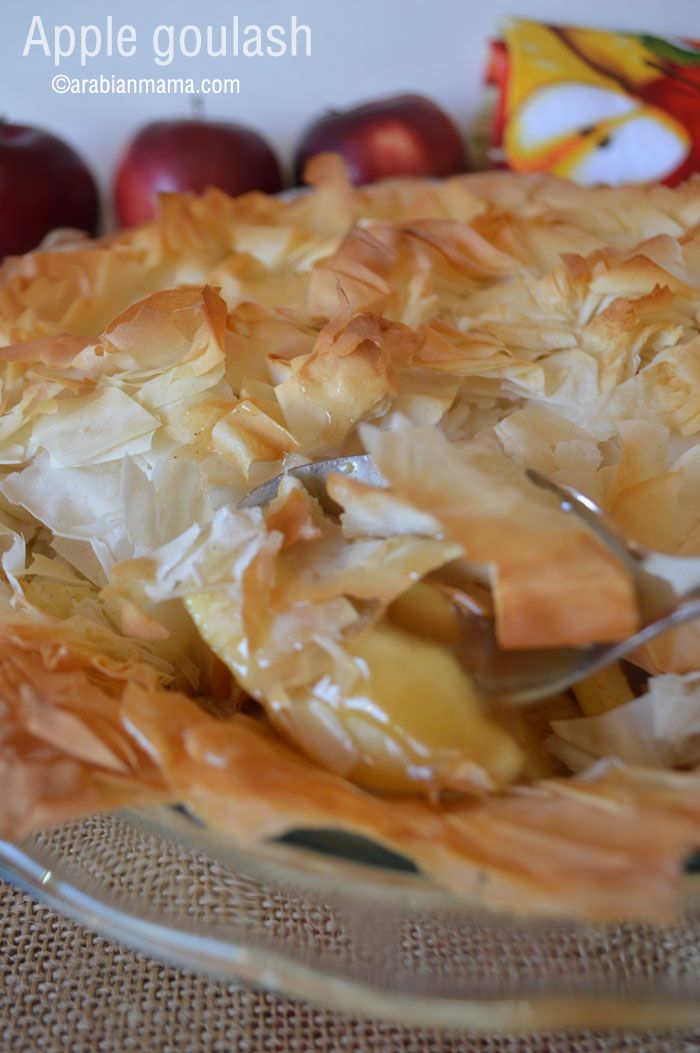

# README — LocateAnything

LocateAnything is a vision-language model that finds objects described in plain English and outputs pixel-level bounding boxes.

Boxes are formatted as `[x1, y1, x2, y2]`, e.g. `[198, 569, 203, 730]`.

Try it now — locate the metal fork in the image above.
[242, 455, 700, 703]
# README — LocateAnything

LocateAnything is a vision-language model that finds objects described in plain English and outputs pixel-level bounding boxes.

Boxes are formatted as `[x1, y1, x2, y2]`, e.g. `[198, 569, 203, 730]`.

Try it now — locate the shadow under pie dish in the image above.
[0, 156, 699, 1021]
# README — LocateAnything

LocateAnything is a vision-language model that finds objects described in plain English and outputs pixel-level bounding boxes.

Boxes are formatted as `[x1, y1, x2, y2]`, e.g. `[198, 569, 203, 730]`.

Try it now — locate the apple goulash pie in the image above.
[1, 154, 699, 921]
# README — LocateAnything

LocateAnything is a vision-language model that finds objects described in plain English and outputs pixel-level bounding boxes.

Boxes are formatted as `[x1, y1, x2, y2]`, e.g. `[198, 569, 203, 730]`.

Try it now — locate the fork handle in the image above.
[582, 594, 700, 686]
[499, 595, 700, 704]
[527, 470, 700, 602]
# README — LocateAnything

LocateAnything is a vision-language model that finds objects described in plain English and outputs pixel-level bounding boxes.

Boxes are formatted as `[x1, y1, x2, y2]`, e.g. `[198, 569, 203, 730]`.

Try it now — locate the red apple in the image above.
[294, 93, 468, 186]
[0, 123, 99, 258]
[114, 119, 283, 227]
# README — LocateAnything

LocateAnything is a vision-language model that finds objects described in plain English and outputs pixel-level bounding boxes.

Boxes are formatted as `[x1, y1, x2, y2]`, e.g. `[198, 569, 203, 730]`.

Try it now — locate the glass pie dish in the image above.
[1, 161, 700, 1034]
[1, 806, 699, 1032]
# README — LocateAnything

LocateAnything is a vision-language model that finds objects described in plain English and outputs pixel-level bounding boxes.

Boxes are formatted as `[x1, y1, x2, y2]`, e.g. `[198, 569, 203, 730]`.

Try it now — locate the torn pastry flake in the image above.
[120, 690, 700, 922]
[359, 417, 638, 649]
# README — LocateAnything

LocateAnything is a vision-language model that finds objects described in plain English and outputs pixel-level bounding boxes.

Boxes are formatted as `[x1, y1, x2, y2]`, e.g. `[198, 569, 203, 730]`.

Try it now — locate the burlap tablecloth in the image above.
[0, 877, 697, 1053]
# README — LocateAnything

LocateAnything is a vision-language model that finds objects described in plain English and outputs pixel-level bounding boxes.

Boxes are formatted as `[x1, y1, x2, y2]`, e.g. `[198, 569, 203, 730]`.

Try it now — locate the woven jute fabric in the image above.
[0, 879, 697, 1053]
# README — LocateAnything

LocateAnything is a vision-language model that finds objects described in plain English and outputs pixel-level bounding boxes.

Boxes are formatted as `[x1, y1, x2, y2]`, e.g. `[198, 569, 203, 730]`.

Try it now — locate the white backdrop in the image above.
[2, 0, 699, 195]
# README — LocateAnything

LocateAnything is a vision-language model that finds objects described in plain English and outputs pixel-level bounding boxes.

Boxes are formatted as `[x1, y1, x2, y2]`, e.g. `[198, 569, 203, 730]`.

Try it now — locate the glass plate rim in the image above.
[1, 805, 700, 1032]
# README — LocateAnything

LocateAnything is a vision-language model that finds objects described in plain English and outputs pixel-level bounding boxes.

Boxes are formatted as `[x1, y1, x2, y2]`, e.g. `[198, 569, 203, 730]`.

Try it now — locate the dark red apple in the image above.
[114, 119, 283, 227]
[294, 93, 468, 186]
[0, 123, 99, 258]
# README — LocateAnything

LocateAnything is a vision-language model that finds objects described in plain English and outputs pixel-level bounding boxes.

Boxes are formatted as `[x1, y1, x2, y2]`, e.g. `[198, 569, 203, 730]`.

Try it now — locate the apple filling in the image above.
[176, 427, 638, 802]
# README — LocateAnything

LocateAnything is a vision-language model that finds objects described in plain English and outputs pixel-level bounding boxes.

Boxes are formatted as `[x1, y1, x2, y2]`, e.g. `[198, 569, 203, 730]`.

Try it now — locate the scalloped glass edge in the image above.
[0, 806, 698, 1031]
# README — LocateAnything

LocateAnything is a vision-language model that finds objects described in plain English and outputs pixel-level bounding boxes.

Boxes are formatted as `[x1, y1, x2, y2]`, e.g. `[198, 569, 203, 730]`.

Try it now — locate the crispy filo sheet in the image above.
[0, 157, 698, 920]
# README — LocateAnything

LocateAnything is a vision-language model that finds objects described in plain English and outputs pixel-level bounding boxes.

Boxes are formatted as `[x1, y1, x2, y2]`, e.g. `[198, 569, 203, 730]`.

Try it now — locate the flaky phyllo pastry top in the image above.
[1, 154, 700, 921]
